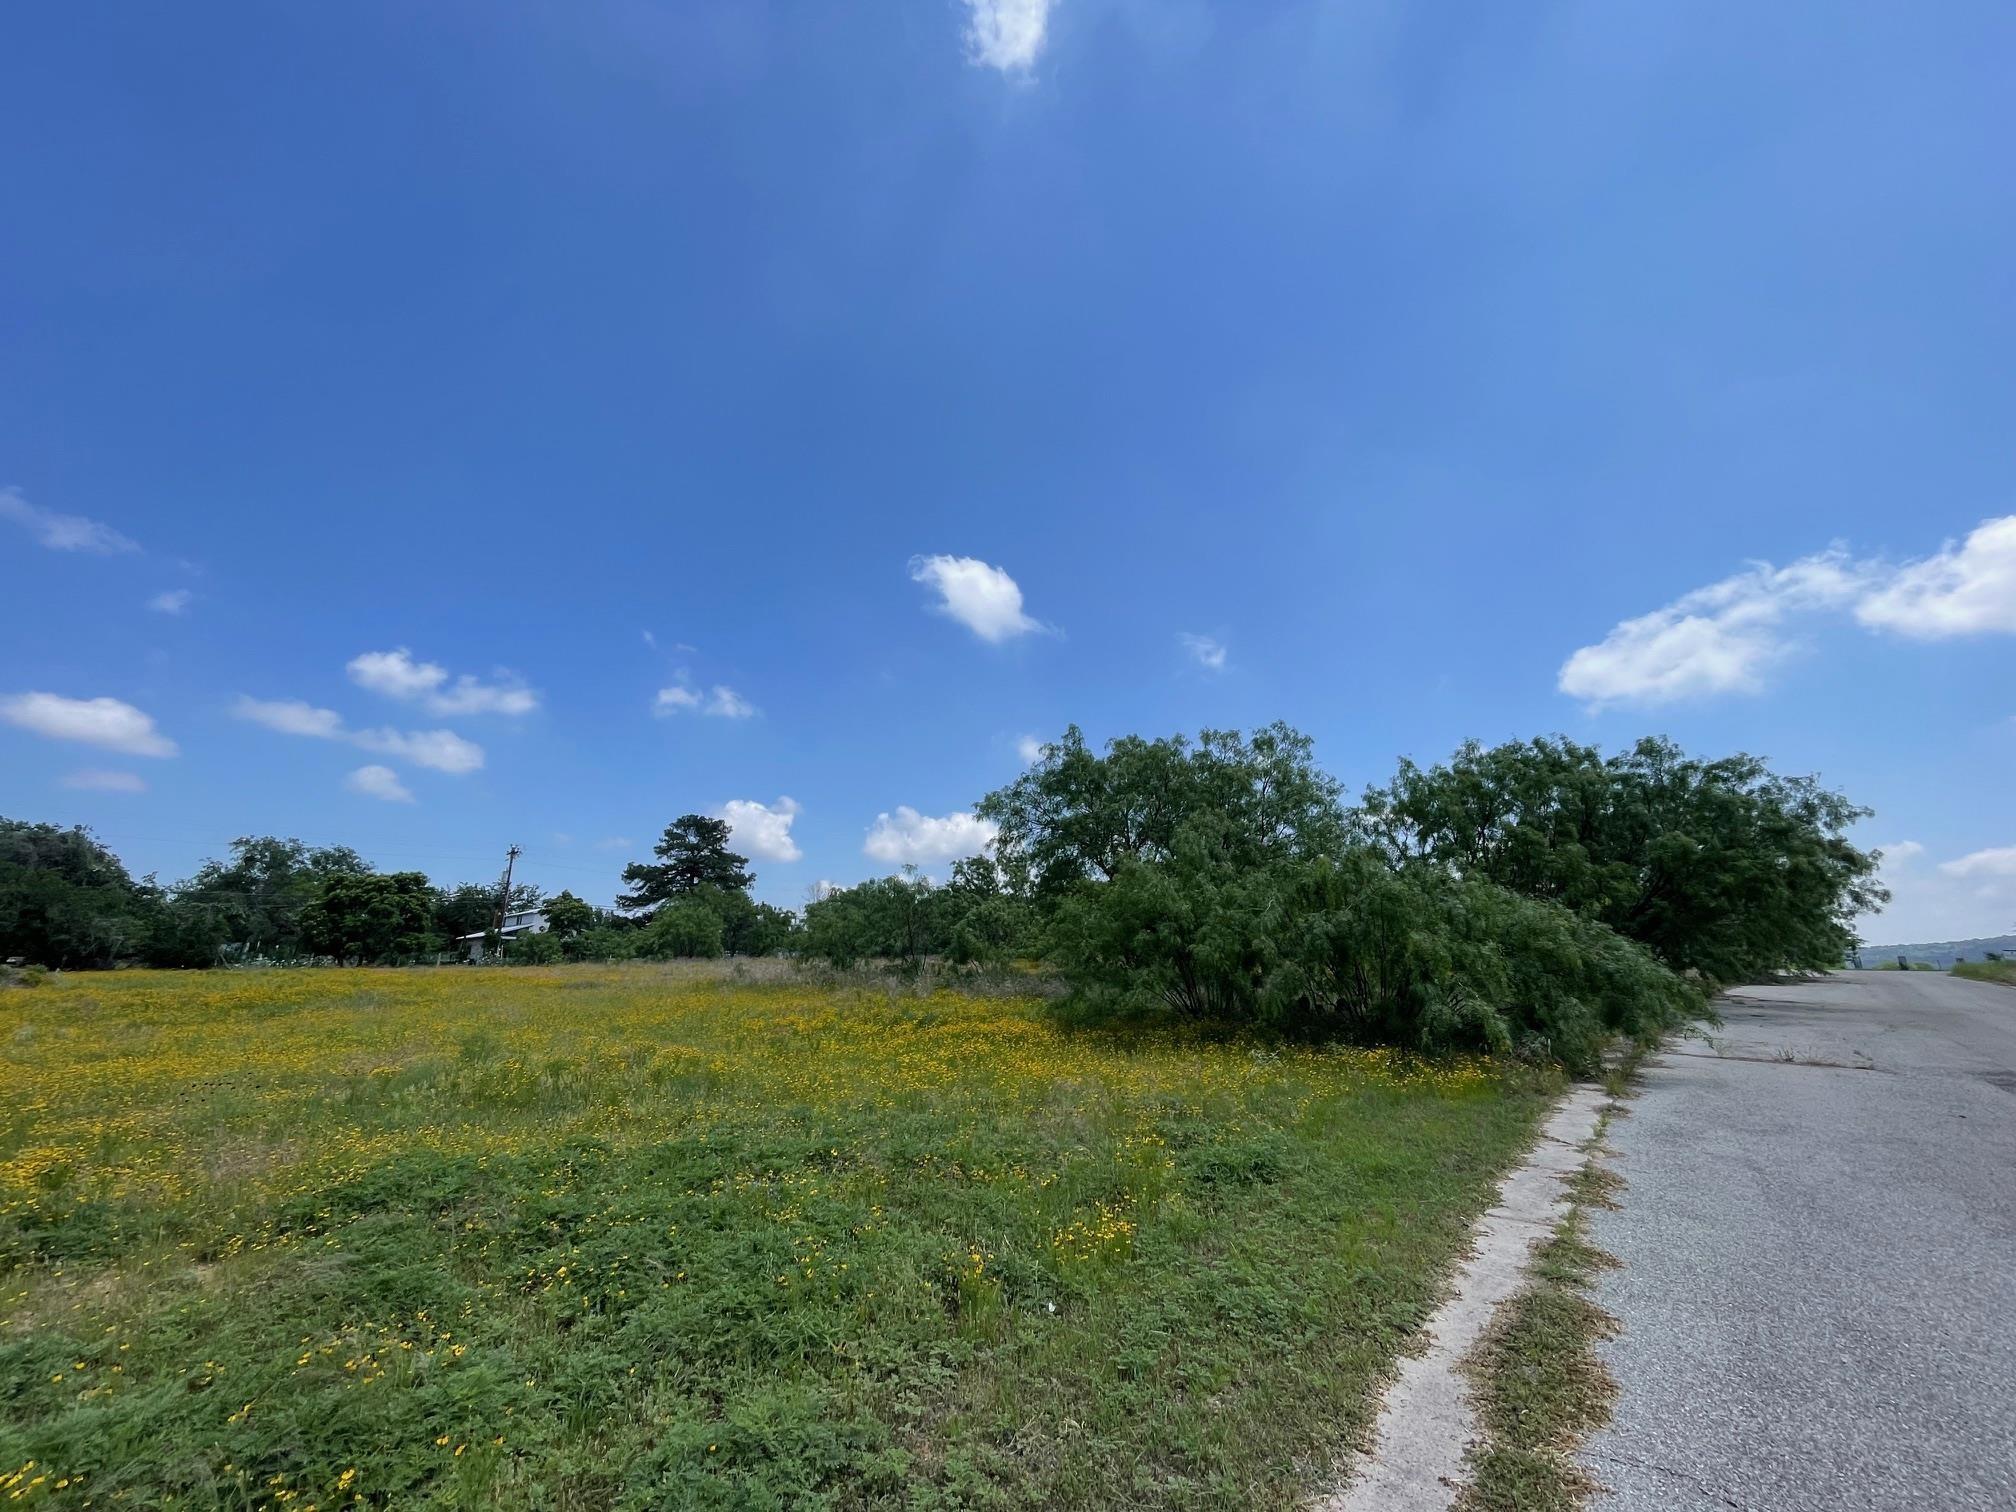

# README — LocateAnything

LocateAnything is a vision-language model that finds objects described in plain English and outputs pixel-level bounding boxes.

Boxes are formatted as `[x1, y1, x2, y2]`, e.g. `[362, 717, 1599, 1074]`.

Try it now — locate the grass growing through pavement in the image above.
[1, 963, 1552, 1510]
[1455, 1147, 1623, 1512]
[1952, 960, 2016, 988]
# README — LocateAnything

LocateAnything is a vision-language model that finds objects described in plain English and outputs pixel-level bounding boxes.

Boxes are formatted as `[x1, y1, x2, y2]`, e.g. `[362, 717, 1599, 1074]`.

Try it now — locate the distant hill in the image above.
[1855, 934, 2016, 970]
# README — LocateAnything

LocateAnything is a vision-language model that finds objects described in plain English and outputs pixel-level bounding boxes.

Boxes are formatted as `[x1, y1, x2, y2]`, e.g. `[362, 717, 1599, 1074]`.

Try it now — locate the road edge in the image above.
[1312, 1083, 1611, 1512]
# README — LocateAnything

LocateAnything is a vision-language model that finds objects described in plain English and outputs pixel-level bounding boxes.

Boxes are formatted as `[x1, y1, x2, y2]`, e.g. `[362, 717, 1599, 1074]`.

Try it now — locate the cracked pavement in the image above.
[1579, 970, 2016, 1510]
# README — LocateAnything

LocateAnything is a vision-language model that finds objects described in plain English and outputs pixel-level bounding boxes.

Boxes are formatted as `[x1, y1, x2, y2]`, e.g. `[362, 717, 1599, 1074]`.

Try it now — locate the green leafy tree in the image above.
[978, 723, 1346, 901]
[639, 899, 726, 959]
[541, 890, 596, 939]
[0, 819, 159, 968]
[619, 816, 754, 911]
[1359, 736, 1886, 981]
[507, 930, 563, 965]
[1047, 838, 1698, 1070]
[145, 893, 233, 969]
[171, 836, 374, 960]
[800, 871, 947, 967]
[939, 856, 1034, 965]
[566, 925, 638, 963]
[300, 873, 435, 965]
[702, 890, 797, 955]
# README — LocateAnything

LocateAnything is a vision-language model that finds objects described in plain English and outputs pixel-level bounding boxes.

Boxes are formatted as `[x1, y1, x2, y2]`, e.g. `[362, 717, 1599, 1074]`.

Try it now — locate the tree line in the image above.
[2, 725, 1885, 1068]
[954, 726, 1883, 1067]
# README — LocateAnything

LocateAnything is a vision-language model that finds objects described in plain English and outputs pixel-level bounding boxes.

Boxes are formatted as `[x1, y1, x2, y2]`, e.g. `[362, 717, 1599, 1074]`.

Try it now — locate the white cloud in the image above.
[1016, 733, 1046, 765]
[1, 693, 177, 757]
[233, 696, 347, 738]
[347, 648, 538, 716]
[233, 695, 483, 774]
[147, 589, 193, 615]
[61, 769, 147, 793]
[347, 648, 442, 701]
[350, 726, 485, 775]
[654, 685, 700, 714]
[909, 554, 1046, 643]
[345, 764, 415, 803]
[1855, 516, 2016, 639]
[0, 487, 139, 554]
[1179, 632, 1228, 671]
[1562, 515, 2016, 707]
[1941, 846, 2016, 879]
[1558, 549, 1874, 707]
[722, 797, 802, 863]
[963, 0, 1054, 71]
[864, 806, 999, 866]
[595, 836, 633, 851]
[1863, 838, 2016, 945]
[654, 682, 756, 718]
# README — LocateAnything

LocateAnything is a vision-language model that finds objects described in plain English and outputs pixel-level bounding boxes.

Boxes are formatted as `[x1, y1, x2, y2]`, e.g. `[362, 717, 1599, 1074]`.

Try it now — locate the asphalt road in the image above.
[1579, 970, 2016, 1511]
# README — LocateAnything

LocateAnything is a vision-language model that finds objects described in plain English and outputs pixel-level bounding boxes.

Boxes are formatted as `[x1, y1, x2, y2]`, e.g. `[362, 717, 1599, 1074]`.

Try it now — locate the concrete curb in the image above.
[1313, 1084, 1611, 1512]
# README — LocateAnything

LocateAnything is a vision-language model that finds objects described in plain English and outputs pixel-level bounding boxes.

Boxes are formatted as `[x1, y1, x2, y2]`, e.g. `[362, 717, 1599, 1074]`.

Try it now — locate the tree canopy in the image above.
[0, 820, 157, 969]
[1358, 736, 1886, 980]
[298, 873, 435, 966]
[618, 816, 754, 911]
[978, 723, 1346, 899]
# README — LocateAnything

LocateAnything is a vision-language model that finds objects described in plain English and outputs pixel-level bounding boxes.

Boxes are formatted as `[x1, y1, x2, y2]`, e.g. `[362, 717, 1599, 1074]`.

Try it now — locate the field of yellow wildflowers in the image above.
[0, 963, 1551, 1509]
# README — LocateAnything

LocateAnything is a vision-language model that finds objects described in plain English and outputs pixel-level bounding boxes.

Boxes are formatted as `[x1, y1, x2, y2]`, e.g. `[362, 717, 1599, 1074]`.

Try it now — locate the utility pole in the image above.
[490, 844, 523, 955]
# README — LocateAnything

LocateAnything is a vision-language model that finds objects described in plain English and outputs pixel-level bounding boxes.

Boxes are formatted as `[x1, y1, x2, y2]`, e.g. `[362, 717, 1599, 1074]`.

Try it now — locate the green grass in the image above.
[1455, 1154, 1622, 1512]
[1952, 960, 2016, 988]
[0, 964, 1555, 1510]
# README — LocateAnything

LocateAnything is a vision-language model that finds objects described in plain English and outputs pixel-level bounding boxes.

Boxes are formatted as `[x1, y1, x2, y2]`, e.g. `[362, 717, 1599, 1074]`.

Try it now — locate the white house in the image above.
[459, 905, 548, 961]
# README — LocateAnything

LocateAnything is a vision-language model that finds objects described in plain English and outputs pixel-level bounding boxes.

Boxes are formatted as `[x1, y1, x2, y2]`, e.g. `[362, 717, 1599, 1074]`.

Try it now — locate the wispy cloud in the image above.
[1558, 551, 1871, 707]
[1558, 515, 2016, 708]
[233, 695, 484, 774]
[910, 555, 1048, 643]
[1941, 845, 2016, 879]
[147, 589, 193, 615]
[345, 764, 415, 803]
[0, 487, 139, 554]
[347, 648, 538, 716]
[2, 693, 177, 757]
[864, 806, 998, 866]
[962, 0, 1055, 72]
[1865, 837, 2016, 944]
[61, 769, 148, 793]
[232, 697, 346, 739]
[1178, 632, 1228, 672]
[1016, 733, 1046, 765]
[654, 682, 756, 718]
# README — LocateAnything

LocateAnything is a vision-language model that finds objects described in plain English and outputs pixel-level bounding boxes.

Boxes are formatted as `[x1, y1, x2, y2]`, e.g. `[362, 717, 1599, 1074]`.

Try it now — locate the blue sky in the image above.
[3, 1, 2012, 942]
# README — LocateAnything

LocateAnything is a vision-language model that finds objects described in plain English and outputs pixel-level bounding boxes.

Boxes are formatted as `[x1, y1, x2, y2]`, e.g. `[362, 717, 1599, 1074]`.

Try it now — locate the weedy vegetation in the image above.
[1951, 959, 2016, 988]
[1455, 1160, 1624, 1512]
[2, 963, 1555, 1510]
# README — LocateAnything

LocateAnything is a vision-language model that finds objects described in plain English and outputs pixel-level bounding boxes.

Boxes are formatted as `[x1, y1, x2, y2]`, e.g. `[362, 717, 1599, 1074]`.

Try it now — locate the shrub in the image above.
[506, 931, 563, 965]
[640, 901, 725, 959]
[565, 926, 638, 963]
[1048, 838, 1701, 1072]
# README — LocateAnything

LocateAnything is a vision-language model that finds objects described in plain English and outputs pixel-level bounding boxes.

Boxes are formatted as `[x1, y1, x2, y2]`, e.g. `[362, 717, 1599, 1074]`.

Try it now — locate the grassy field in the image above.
[0, 964, 1553, 1510]
[1951, 960, 2016, 988]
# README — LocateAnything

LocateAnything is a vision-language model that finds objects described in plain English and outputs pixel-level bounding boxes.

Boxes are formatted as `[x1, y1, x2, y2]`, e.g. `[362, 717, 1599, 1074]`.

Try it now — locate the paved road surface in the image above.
[1580, 970, 2016, 1511]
